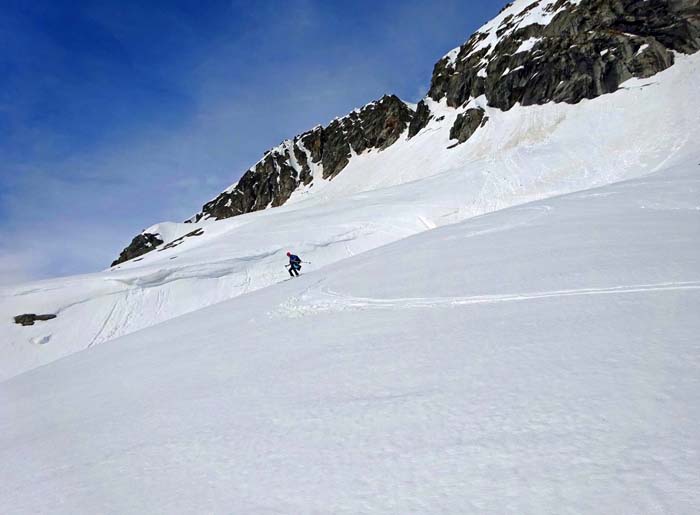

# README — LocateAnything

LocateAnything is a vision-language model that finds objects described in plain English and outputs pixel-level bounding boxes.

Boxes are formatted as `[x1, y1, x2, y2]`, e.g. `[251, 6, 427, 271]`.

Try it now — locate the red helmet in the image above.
[286, 251, 291, 256]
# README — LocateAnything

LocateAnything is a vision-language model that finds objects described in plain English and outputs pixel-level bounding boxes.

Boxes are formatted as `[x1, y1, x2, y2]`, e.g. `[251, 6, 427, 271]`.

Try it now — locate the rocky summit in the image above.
[428, 0, 700, 111]
[111, 0, 700, 266]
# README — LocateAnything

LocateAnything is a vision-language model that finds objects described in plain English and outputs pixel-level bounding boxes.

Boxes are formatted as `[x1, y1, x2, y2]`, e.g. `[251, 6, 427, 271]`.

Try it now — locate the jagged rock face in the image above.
[408, 100, 433, 138]
[449, 108, 489, 144]
[313, 93, 414, 179]
[429, 0, 700, 110]
[195, 94, 414, 222]
[111, 233, 164, 267]
[199, 140, 312, 221]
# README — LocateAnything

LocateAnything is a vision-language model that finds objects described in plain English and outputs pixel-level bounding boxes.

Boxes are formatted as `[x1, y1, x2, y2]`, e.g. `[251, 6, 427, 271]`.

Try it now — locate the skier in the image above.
[286, 251, 302, 277]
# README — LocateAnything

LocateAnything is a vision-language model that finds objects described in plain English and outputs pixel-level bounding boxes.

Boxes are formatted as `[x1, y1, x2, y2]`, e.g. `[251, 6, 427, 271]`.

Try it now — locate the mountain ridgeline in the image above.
[112, 0, 700, 266]
[194, 95, 415, 222]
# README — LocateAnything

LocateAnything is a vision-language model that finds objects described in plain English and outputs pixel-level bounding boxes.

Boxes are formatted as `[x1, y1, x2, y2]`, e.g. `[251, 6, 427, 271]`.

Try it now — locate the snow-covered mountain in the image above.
[1, 0, 698, 384]
[2, 1, 700, 511]
[113, 0, 700, 264]
[3, 128, 699, 514]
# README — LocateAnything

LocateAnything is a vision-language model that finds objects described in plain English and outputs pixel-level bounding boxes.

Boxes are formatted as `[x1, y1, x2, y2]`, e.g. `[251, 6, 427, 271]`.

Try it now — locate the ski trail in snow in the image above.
[417, 215, 436, 230]
[275, 280, 700, 317]
[87, 300, 119, 348]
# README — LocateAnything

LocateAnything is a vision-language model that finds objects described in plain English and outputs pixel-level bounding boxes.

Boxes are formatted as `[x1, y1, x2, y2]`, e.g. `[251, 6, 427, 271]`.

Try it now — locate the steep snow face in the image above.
[2, 155, 699, 513]
[1, 52, 698, 381]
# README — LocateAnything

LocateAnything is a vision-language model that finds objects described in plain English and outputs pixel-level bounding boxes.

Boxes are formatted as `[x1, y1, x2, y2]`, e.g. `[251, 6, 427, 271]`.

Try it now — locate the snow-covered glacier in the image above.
[2, 138, 699, 513]
[2, 0, 700, 511]
[2, 53, 698, 381]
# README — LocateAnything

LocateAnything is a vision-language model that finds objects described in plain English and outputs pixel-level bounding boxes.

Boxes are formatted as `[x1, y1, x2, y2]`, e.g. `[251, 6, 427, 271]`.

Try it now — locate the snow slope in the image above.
[2, 152, 699, 513]
[2, 54, 698, 381]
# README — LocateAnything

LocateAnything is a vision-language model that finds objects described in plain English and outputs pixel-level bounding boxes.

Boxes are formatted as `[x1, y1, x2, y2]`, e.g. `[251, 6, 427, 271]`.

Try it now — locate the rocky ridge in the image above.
[193, 94, 414, 222]
[112, 0, 700, 266]
[428, 0, 700, 110]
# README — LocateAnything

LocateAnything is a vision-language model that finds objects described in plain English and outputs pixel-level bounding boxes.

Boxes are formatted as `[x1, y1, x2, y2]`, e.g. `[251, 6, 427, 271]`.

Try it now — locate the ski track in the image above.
[87, 301, 118, 349]
[274, 280, 700, 317]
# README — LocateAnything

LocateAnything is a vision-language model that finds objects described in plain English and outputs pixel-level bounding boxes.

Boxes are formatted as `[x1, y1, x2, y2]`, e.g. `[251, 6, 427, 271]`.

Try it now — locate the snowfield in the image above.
[1, 0, 699, 508]
[2, 152, 699, 513]
[1, 53, 698, 381]
[1, 2, 699, 506]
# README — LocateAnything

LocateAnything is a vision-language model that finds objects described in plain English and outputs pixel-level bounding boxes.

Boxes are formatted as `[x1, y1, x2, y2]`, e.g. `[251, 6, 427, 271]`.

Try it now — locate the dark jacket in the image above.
[288, 254, 301, 268]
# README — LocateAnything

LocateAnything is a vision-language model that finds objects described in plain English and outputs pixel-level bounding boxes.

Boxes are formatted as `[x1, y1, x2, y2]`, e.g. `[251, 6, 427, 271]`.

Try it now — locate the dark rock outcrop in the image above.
[14, 314, 57, 326]
[408, 100, 433, 138]
[449, 108, 488, 144]
[428, 0, 700, 110]
[195, 94, 415, 222]
[111, 233, 164, 267]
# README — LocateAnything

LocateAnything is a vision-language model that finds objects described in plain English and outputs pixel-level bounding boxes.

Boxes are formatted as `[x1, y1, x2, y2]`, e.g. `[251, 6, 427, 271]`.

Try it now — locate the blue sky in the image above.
[0, 0, 503, 284]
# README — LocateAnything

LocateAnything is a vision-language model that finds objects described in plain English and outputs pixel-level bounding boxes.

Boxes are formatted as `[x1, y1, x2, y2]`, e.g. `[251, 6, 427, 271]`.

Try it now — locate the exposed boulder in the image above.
[111, 233, 164, 267]
[14, 314, 57, 326]
[449, 108, 488, 144]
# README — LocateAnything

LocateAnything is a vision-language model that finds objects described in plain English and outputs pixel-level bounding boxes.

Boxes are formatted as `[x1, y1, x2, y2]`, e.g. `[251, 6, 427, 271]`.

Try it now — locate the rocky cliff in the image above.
[429, 0, 699, 111]
[194, 94, 414, 222]
[112, 0, 699, 266]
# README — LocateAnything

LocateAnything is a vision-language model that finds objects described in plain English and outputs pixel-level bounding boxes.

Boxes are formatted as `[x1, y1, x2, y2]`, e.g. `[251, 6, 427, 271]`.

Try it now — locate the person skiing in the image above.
[286, 251, 302, 277]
